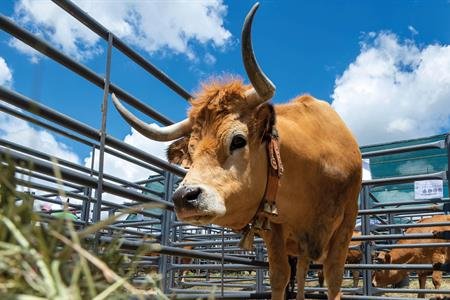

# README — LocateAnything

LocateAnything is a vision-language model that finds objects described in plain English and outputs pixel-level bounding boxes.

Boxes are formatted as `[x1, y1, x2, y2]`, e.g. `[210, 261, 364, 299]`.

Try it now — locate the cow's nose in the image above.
[173, 186, 202, 208]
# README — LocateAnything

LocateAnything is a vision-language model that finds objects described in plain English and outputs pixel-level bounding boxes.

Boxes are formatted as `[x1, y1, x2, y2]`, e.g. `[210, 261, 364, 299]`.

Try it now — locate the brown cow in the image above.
[372, 215, 450, 298]
[318, 231, 362, 289]
[112, 3, 362, 300]
[178, 245, 194, 284]
[146, 245, 194, 284]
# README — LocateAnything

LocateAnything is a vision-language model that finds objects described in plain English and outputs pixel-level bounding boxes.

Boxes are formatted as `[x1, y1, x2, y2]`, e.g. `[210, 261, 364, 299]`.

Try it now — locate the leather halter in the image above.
[238, 127, 284, 250]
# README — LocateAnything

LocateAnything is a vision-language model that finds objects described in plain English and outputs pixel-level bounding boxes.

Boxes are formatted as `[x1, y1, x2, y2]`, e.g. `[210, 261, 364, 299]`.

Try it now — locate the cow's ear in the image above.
[166, 136, 192, 168]
[252, 103, 276, 142]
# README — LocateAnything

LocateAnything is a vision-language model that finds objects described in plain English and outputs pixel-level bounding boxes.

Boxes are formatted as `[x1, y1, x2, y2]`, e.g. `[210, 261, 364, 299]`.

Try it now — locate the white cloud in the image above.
[0, 57, 13, 87]
[204, 52, 217, 65]
[332, 32, 450, 145]
[0, 113, 80, 164]
[11, 0, 231, 61]
[83, 128, 170, 205]
[0, 64, 80, 211]
[0, 56, 80, 166]
[8, 38, 43, 64]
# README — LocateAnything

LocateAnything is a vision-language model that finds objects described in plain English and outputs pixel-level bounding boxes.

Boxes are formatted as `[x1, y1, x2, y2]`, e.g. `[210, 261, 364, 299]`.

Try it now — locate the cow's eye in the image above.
[230, 134, 247, 152]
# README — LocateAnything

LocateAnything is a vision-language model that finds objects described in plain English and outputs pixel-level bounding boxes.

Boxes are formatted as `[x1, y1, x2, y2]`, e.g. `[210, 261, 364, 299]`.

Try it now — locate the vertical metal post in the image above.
[160, 171, 174, 293]
[172, 174, 182, 286]
[170, 181, 178, 286]
[81, 145, 96, 223]
[387, 213, 394, 240]
[221, 228, 225, 297]
[92, 33, 113, 248]
[446, 134, 450, 196]
[205, 226, 211, 281]
[168, 192, 177, 289]
[361, 185, 373, 296]
[256, 244, 265, 293]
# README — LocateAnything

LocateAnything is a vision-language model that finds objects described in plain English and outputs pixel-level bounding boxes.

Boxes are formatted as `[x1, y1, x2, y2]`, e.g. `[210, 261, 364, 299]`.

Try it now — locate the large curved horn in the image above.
[111, 93, 191, 141]
[242, 2, 276, 106]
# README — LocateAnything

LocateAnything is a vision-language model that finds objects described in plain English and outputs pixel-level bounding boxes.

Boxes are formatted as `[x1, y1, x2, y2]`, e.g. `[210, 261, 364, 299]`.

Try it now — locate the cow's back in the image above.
[398, 215, 450, 264]
[275, 95, 361, 192]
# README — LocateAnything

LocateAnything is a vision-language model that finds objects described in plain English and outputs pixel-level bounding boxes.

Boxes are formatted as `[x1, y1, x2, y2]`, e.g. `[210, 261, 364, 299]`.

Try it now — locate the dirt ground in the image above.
[180, 271, 450, 298]
[310, 275, 450, 298]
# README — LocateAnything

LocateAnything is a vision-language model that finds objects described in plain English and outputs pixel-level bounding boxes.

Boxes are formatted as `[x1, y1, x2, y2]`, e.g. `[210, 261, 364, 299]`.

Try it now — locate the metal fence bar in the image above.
[362, 140, 446, 158]
[0, 103, 95, 147]
[13, 177, 163, 221]
[447, 134, 450, 182]
[358, 204, 446, 215]
[363, 171, 447, 186]
[99, 236, 268, 267]
[91, 32, 113, 249]
[51, 0, 192, 101]
[0, 86, 186, 176]
[81, 144, 95, 223]
[172, 292, 423, 300]
[0, 138, 158, 196]
[1, 1, 450, 297]
[375, 221, 450, 230]
[360, 185, 373, 296]
[1, 147, 173, 208]
[0, 14, 173, 125]
[353, 231, 450, 241]
[374, 242, 450, 249]
[372, 198, 449, 208]
[375, 287, 450, 294]
[160, 172, 174, 293]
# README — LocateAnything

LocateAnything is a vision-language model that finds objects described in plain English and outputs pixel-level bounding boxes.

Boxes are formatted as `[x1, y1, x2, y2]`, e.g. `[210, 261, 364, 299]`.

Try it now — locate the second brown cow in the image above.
[372, 215, 450, 298]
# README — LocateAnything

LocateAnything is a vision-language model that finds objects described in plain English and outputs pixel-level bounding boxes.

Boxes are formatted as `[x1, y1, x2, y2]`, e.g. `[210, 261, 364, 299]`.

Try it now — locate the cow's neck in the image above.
[391, 248, 416, 264]
[238, 126, 284, 250]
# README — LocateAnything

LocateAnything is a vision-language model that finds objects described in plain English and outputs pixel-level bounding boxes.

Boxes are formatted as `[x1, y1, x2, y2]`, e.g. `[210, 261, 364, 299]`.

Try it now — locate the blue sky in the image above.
[1, 0, 450, 177]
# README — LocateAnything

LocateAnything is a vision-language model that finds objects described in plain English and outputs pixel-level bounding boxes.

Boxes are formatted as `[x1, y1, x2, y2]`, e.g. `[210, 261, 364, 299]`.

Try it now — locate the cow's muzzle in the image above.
[173, 186, 203, 209]
[172, 184, 225, 224]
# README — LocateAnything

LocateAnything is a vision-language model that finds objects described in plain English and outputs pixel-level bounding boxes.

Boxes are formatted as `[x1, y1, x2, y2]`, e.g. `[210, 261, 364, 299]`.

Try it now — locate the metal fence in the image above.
[1, 1, 449, 299]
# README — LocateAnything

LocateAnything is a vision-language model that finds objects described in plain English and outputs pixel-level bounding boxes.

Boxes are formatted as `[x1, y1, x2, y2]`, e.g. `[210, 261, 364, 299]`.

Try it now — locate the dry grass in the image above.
[0, 159, 168, 299]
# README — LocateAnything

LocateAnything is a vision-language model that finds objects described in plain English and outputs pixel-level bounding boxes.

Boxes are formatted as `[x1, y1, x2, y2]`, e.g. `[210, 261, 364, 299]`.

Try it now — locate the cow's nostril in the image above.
[173, 186, 202, 208]
[184, 187, 201, 202]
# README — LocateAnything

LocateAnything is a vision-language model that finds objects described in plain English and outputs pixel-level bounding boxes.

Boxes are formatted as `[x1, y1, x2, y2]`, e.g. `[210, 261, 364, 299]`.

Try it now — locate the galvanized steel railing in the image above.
[1, 1, 450, 299]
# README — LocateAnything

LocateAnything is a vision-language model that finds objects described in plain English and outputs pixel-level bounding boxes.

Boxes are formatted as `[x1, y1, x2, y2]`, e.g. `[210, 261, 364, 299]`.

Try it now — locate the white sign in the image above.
[414, 180, 444, 200]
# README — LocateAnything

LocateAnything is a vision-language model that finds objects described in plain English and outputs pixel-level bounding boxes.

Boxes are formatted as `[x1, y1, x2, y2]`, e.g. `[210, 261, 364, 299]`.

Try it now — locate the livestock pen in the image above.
[0, 1, 449, 299]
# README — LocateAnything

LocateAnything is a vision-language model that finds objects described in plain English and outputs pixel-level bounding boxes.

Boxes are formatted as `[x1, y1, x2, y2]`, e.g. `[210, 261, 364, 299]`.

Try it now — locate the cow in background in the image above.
[177, 245, 194, 284]
[373, 215, 450, 298]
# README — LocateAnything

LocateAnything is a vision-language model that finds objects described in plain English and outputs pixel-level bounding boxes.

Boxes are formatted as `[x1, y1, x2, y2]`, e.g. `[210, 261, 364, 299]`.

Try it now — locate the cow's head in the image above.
[372, 251, 405, 287]
[112, 3, 276, 230]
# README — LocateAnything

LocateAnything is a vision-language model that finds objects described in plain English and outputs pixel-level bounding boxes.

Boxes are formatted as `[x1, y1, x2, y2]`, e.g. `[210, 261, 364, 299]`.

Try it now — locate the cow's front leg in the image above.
[264, 224, 290, 300]
[417, 272, 427, 298]
[352, 270, 360, 289]
[431, 252, 445, 299]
